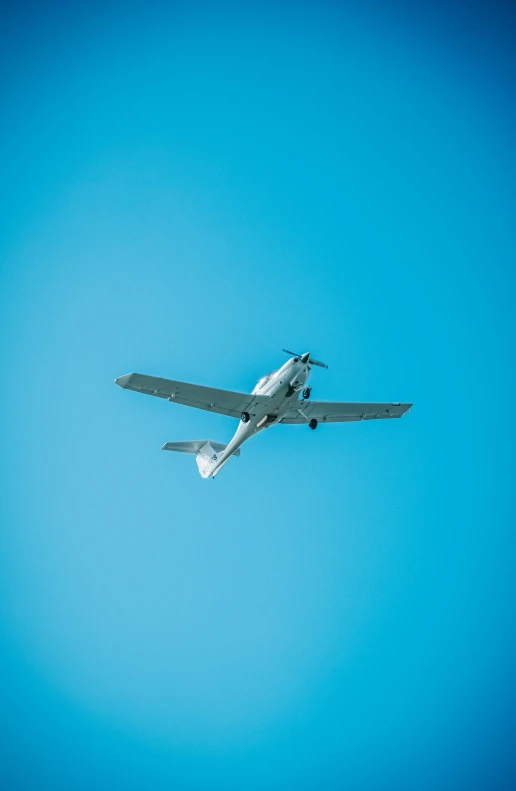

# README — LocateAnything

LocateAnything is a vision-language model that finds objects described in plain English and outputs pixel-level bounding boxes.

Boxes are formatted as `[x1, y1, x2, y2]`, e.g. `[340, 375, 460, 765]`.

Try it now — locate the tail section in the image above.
[161, 440, 240, 479]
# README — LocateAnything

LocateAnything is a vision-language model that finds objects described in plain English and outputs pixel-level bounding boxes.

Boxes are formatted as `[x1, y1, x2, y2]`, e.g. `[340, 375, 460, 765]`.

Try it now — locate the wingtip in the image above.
[114, 373, 133, 388]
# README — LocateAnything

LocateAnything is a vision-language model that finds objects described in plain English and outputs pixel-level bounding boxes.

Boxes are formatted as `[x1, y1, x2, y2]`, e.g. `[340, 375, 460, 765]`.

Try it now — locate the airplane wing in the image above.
[115, 373, 269, 419]
[280, 400, 412, 424]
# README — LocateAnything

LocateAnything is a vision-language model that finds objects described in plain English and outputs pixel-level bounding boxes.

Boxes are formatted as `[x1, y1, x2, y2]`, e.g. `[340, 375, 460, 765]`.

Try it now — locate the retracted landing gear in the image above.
[302, 387, 312, 400]
[241, 411, 250, 423]
[309, 419, 318, 430]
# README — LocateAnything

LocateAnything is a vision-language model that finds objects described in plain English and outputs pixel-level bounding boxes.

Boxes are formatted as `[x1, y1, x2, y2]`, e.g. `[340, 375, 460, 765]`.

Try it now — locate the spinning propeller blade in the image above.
[309, 357, 329, 369]
[281, 349, 329, 369]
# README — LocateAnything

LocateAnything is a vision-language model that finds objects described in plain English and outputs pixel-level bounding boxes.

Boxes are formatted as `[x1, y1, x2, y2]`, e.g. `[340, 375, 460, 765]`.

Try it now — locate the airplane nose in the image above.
[300, 352, 310, 364]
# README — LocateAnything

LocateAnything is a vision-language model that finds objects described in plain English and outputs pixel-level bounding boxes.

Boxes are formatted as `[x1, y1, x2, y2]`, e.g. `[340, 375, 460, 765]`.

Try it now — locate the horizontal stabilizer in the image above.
[162, 439, 239, 478]
[161, 440, 240, 456]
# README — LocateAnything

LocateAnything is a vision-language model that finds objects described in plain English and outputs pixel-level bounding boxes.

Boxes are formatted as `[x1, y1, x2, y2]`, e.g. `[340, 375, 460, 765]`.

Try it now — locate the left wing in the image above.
[280, 400, 412, 424]
[115, 373, 269, 419]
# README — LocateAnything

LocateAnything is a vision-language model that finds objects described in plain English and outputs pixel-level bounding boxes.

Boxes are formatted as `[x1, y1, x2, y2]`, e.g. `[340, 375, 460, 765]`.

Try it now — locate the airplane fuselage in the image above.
[210, 355, 311, 477]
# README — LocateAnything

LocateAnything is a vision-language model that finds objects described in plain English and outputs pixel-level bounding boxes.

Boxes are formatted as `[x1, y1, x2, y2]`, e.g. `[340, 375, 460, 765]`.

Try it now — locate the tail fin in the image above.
[161, 440, 240, 479]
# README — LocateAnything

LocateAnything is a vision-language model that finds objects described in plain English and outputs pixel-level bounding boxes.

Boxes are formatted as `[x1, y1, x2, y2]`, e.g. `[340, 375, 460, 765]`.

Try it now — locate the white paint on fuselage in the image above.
[209, 356, 311, 477]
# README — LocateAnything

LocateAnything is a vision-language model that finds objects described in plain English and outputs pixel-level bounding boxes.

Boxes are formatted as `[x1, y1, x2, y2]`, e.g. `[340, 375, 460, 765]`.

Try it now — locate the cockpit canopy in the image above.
[252, 371, 275, 394]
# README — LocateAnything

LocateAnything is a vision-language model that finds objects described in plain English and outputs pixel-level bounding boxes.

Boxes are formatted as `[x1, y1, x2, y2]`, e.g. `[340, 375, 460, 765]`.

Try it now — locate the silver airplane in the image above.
[115, 350, 412, 478]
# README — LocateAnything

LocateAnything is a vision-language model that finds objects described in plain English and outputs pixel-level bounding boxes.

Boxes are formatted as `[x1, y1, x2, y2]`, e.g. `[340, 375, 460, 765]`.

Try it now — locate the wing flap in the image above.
[115, 373, 268, 419]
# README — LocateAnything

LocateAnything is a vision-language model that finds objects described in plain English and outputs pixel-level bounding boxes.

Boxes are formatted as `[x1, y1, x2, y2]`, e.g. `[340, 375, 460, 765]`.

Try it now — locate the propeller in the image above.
[282, 349, 329, 369]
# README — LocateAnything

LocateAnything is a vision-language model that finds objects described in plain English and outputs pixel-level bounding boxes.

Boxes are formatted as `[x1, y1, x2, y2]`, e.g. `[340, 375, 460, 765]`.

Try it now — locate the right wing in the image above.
[280, 400, 412, 424]
[115, 372, 269, 419]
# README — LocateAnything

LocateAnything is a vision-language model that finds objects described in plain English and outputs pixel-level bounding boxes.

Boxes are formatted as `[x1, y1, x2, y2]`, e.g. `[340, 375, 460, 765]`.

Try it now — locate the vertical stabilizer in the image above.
[161, 439, 239, 478]
[195, 441, 224, 479]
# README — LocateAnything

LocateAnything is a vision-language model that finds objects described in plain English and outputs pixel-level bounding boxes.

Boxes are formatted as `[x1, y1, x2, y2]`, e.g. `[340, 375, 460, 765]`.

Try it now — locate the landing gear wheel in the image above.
[241, 411, 250, 423]
[309, 419, 318, 430]
[302, 387, 312, 400]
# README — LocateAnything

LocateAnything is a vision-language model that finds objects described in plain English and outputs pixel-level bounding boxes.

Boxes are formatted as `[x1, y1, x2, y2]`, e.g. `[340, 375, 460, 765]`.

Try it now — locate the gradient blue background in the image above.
[1, 2, 515, 789]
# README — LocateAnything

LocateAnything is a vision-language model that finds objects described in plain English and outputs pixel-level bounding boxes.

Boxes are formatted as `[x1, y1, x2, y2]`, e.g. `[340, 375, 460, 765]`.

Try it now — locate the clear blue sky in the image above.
[1, 2, 515, 789]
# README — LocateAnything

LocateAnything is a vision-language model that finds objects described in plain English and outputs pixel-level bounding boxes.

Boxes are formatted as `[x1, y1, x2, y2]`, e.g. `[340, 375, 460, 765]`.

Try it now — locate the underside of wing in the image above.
[280, 400, 412, 424]
[115, 373, 269, 419]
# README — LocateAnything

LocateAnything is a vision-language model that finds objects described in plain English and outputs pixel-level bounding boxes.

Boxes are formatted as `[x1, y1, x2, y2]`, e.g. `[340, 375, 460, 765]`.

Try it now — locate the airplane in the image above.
[115, 350, 412, 479]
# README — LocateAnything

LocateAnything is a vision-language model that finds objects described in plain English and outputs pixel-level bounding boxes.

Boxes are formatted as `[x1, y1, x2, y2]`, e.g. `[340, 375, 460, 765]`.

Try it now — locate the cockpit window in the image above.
[252, 371, 275, 393]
